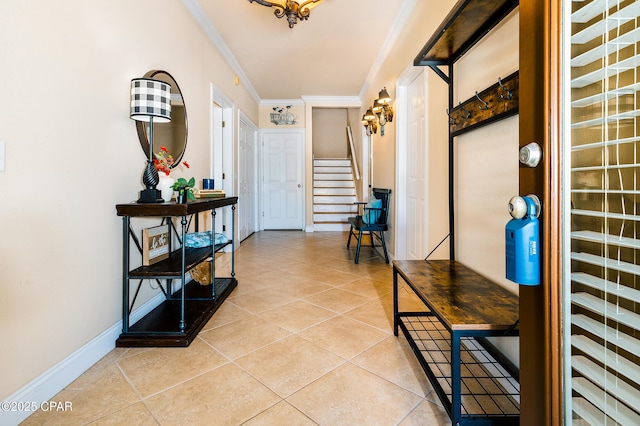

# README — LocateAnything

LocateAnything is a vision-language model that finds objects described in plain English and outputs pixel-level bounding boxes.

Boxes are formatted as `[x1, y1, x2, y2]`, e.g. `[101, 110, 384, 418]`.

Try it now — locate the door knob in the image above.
[298, 184, 301, 188]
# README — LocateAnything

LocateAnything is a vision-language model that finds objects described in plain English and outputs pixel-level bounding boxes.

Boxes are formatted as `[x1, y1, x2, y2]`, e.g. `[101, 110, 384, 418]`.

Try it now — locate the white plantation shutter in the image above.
[566, 0, 640, 424]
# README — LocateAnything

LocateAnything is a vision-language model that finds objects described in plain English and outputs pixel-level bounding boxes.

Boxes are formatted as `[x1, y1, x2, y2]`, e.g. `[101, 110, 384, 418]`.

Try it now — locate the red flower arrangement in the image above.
[153, 146, 189, 176]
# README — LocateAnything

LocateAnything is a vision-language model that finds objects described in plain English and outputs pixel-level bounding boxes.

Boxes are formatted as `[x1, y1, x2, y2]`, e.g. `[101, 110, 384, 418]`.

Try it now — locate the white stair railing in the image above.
[347, 126, 361, 181]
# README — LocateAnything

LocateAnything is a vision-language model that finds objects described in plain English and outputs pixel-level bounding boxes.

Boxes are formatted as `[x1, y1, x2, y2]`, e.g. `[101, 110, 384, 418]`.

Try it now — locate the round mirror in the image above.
[136, 70, 188, 168]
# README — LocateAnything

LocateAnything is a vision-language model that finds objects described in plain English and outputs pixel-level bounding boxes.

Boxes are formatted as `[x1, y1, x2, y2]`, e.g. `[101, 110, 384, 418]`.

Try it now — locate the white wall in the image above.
[312, 108, 348, 158]
[0, 0, 258, 402]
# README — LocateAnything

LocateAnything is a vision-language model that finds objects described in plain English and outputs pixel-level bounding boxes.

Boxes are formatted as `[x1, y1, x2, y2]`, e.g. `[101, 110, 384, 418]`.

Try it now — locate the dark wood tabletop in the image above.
[394, 260, 519, 331]
[116, 197, 238, 217]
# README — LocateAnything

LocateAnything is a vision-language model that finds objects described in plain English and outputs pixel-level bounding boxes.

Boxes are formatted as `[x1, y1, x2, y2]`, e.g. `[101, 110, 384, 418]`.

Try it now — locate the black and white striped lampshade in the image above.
[130, 78, 171, 122]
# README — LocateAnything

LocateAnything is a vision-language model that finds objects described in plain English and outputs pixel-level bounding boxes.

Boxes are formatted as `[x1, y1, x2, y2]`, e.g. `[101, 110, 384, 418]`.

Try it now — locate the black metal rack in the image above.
[116, 197, 238, 347]
[393, 260, 520, 425]
[414, 0, 519, 260]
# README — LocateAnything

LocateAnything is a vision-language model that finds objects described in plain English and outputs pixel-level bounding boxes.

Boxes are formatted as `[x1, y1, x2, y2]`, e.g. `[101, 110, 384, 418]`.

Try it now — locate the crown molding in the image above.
[358, 0, 418, 100]
[182, 0, 262, 104]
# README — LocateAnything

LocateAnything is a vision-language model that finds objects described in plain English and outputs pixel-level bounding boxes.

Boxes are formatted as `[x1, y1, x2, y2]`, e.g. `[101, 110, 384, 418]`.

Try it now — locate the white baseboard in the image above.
[0, 292, 166, 426]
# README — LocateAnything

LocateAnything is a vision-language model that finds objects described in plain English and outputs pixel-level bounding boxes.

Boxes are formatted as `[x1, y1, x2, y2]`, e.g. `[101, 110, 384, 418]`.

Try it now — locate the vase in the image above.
[176, 189, 187, 204]
[157, 174, 175, 202]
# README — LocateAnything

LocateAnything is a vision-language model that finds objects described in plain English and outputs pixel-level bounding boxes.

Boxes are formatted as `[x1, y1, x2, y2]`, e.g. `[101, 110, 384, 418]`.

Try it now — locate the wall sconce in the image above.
[362, 107, 377, 136]
[372, 87, 394, 135]
[130, 78, 172, 203]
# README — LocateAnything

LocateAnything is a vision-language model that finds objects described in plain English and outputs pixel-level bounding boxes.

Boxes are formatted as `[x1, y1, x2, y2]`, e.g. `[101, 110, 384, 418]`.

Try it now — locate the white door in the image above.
[239, 115, 257, 241]
[406, 72, 427, 259]
[210, 90, 234, 242]
[262, 131, 304, 230]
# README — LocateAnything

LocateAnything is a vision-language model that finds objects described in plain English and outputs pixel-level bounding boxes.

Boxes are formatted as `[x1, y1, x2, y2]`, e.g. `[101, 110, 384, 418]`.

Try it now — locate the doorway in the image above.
[396, 67, 428, 260]
[261, 130, 305, 230]
[239, 112, 258, 241]
[210, 86, 234, 241]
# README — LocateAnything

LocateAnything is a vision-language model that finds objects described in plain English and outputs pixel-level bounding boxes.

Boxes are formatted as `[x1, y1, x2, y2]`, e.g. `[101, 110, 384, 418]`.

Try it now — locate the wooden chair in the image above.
[346, 188, 391, 264]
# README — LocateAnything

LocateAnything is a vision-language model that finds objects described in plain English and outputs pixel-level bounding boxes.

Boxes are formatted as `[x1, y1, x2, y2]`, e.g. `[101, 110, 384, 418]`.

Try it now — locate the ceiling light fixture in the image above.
[248, 0, 323, 28]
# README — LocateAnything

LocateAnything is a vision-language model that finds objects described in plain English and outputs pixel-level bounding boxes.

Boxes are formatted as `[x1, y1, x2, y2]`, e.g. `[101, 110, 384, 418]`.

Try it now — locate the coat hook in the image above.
[458, 102, 471, 119]
[498, 77, 513, 100]
[475, 91, 489, 110]
[446, 108, 456, 125]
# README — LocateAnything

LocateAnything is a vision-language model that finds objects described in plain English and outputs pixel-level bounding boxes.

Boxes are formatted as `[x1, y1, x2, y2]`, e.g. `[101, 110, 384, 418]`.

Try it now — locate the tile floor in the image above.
[22, 231, 449, 425]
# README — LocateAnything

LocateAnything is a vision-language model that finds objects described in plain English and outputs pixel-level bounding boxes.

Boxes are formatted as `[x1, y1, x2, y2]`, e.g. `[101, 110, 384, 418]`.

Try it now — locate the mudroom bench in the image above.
[393, 260, 520, 425]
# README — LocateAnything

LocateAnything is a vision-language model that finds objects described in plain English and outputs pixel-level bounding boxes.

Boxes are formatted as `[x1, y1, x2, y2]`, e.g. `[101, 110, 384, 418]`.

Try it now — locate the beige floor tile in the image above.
[344, 297, 394, 332]
[398, 399, 450, 425]
[303, 287, 371, 314]
[334, 256, 392, 278]
[227, 276, 277, 298]
[271, 277, 334, 299]
[310, 269, 360, 287]
[198, 315, 291, 359]
[351, 336, 434, 397]
[200, 300, 250, 332]
[298, 316, 388, 359]
[240, 269, 301, 286]
[87, 402, 157, 425]
[31, 365, 140, 425]
[19, 389, 80, 426]
[338, 277, 393, 298]
[236, 335, 345, 398]
[117, 338, 228, 397]
[64, 349, 129, 391]
[144, 363, 280, 425]
[228, 287, 298, 314]
[243, 401, 317, 425]
[258, 300, 336, 333]
[233, 261, 277, 278]
[287, 363, 422, 425]
[397, 284, 430, 312]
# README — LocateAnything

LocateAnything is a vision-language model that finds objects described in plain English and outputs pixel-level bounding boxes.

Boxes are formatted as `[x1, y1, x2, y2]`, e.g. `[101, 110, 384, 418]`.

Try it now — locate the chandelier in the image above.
[248, 0, 323, 28]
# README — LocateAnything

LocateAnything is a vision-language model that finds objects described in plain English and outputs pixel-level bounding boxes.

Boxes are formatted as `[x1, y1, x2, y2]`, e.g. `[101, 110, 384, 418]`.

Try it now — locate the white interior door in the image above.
[239, 115, 257, 241]
[406, 72, 427, 259]
[262, 131, 304, 230]
[210, 87, 234, 242]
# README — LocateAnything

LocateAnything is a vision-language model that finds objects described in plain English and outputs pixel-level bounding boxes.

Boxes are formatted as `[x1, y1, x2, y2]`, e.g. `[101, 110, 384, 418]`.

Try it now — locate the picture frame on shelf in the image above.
[142, 224, 170, 266]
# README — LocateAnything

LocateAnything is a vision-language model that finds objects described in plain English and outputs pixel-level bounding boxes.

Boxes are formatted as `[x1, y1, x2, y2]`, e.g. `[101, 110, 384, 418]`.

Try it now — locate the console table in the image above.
[393, 260, 519, 425]
[116, 197, 238, 347]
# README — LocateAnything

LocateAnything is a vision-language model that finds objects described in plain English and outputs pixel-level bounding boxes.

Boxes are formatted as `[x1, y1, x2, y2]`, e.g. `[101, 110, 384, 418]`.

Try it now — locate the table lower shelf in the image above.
[116, 277, 237, 347]
[397, 314, 520, 424]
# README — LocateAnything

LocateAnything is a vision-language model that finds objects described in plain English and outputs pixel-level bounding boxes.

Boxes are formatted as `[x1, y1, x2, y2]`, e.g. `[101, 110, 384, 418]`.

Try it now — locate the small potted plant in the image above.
[172, 177, 196, 203]
[154, 146, 190, 202]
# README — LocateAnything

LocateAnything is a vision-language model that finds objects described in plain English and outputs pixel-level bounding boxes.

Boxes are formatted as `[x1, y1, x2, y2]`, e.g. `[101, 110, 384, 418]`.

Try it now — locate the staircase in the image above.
[313, 158, 358, 231]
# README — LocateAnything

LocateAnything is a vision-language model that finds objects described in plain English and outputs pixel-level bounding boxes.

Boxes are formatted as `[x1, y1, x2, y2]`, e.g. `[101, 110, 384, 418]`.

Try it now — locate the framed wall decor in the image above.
[142, 224, 170, 266]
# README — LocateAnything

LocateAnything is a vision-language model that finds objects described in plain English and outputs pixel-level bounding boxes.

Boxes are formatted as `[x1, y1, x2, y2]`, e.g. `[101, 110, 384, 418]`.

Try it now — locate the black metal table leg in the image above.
[122, 217, 130, 333]
[179, 215, 187, 332]
[231, 205, 236, 278]
[451, 330, 462, 426]
[393, 265, 399, 336]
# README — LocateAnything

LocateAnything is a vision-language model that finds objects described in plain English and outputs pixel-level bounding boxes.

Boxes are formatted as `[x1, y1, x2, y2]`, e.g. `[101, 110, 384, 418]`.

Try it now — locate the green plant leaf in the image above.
[187, 177, 196, 188]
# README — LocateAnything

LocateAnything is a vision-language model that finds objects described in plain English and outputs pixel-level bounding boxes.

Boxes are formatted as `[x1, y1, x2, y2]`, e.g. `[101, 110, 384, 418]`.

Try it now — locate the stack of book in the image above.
[195, 189, 226, 198]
